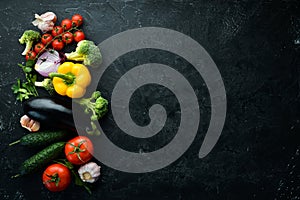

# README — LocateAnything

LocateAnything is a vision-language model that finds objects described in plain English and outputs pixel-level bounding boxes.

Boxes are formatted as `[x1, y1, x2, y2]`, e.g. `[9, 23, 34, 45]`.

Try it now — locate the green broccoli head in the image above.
[19, 30, 41, 55]
[34, 78, 55, 95]
[76, 40, 93, 55]
[78, 90, 108, 121]
[91, 90, 101, 99]
[65, 40, 102, 68]
[84, 44, 102, 67]
[95, 96, 108, 118]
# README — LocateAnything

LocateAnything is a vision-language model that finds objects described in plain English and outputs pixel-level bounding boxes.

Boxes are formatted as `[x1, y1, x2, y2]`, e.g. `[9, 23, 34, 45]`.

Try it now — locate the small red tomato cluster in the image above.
[42, 136, 94, 192]
[26, 14, 85, 60]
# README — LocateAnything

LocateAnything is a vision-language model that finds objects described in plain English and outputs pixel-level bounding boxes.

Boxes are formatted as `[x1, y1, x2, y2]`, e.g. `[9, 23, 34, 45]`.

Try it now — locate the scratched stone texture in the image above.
[0, 0, 299, 200]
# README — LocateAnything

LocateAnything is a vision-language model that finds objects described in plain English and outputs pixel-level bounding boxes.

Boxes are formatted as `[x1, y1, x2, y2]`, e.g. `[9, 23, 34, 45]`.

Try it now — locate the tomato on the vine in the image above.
[65, 136, 94, 165]
[61, 18, 73, 30]
[52, 26, 64, 37]
[25, 51, 37, 60]
[52, 39, 64, 51]
[41, 33, 53, 45]
[62, 32, 74, 44]
[73, 31, 85, 42]
[34, 43, 45, 54]
[72, 14, 83, 27]
[42, 163, 71, 192]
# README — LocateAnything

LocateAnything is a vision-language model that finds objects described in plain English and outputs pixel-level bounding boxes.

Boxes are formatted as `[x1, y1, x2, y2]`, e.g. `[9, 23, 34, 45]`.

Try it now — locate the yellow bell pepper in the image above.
[49, 62, 91, 98]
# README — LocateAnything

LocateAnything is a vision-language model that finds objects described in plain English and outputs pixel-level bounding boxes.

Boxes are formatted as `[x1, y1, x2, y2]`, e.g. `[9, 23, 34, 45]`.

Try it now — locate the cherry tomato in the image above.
[62, 32, 74, 44]
[42, 163, 71, 192]
[25, 50, 37, 60]
[73, 31, 85, 43]
[34, 43, 45, 54]
[52, 26, 64, 37]
[52, 39, 64, 51]
[41, 33, 53, 45]
[65, 136, 94, 165]
[61, 18, 73, 30]
[71, 14, 83, 27]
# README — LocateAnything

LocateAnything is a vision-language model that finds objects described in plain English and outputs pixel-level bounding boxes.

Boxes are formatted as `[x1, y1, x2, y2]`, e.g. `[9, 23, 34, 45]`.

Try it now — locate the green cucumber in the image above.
[9, 131, 69, 147]
[18, 142, 65, 176]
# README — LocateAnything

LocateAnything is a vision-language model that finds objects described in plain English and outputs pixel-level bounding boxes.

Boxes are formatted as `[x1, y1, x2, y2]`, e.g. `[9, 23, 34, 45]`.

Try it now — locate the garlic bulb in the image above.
[78, 162, 101, 183]
[32, 12, 57, 33]
[20, 115, 40, 132]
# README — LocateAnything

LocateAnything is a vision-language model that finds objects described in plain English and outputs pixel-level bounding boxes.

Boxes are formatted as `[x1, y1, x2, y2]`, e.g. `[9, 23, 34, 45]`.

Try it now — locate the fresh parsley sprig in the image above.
[11, 59, 38, 102]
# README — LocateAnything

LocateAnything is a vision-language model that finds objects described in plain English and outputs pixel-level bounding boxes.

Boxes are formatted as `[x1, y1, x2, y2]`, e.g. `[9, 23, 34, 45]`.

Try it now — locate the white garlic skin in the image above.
[20, 115, 40, 132]
[78, 162, 101, 183]
[32, 12, 57, 33]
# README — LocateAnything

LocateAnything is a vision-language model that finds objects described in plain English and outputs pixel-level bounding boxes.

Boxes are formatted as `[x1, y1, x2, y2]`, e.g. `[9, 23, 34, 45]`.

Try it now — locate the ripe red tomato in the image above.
[52, 26, 64, 37]
[73, 31, 85, 43]
[41, 33, 53, 45]
[42, 163, 71, 192]
[52, 39, 64, 51]
[25, 50, 37, 60]
[71, 14, 83, 27]
[61, 18, 73, 30]
[34, 43, 45, 54]
[65, 136, 94, 165]
[62, 32, 74, 44]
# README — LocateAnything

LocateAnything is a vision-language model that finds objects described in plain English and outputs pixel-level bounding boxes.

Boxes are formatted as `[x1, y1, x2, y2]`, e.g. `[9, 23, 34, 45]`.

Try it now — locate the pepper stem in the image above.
[49, 72, 75, 85]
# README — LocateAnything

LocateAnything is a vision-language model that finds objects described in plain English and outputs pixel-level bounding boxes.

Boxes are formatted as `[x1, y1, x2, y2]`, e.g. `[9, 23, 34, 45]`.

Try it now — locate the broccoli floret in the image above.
[19, 30, 41, 55]
[65, 40, 102, 67]
[78, 91, 108, 121]
[76, 91, 108, 135]
[34, 78, 55, 95]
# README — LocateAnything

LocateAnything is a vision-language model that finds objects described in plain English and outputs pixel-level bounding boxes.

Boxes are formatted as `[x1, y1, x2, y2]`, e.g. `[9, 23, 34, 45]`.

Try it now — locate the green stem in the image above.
[49, 73, 75, 85]
[9, 140, 20, 146]
[34, 27, 80, 59]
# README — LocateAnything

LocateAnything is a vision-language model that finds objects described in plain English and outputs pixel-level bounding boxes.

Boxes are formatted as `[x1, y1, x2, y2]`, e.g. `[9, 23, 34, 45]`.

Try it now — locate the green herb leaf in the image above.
[25, 59, 35, 68]
[23, 67, 32, 73]
[12, 62, 38, 102]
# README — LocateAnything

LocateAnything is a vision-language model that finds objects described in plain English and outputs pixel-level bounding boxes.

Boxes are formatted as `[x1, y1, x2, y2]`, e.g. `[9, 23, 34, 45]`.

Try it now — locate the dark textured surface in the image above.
[0, 0, 300, 199]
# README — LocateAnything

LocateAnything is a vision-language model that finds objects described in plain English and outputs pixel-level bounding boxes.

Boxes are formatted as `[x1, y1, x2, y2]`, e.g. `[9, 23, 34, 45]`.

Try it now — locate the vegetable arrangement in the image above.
[10, 12, 107, 194]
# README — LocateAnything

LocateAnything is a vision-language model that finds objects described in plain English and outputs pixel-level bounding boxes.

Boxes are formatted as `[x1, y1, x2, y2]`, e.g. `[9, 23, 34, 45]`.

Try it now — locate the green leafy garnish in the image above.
[11, 59, 38, 101]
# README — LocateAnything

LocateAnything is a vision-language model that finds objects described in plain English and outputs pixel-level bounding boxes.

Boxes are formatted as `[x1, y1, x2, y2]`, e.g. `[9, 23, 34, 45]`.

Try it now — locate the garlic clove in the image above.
[30, 121, 40, 132]
[20, 115, 40, 132]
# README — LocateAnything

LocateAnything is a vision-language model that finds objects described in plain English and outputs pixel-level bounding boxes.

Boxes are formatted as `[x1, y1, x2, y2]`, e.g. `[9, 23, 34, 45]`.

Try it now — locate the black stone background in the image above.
[0, 0, 300, 199]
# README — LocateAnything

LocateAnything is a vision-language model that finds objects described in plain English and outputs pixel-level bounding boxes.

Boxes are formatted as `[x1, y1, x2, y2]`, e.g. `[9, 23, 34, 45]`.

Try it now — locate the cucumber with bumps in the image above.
[18, 142, 65, 176]
[9, 131, 69, 147]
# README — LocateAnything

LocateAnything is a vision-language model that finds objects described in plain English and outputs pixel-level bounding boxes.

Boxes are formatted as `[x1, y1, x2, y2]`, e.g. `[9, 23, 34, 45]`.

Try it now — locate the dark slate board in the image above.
[0, 0, 300, 199]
